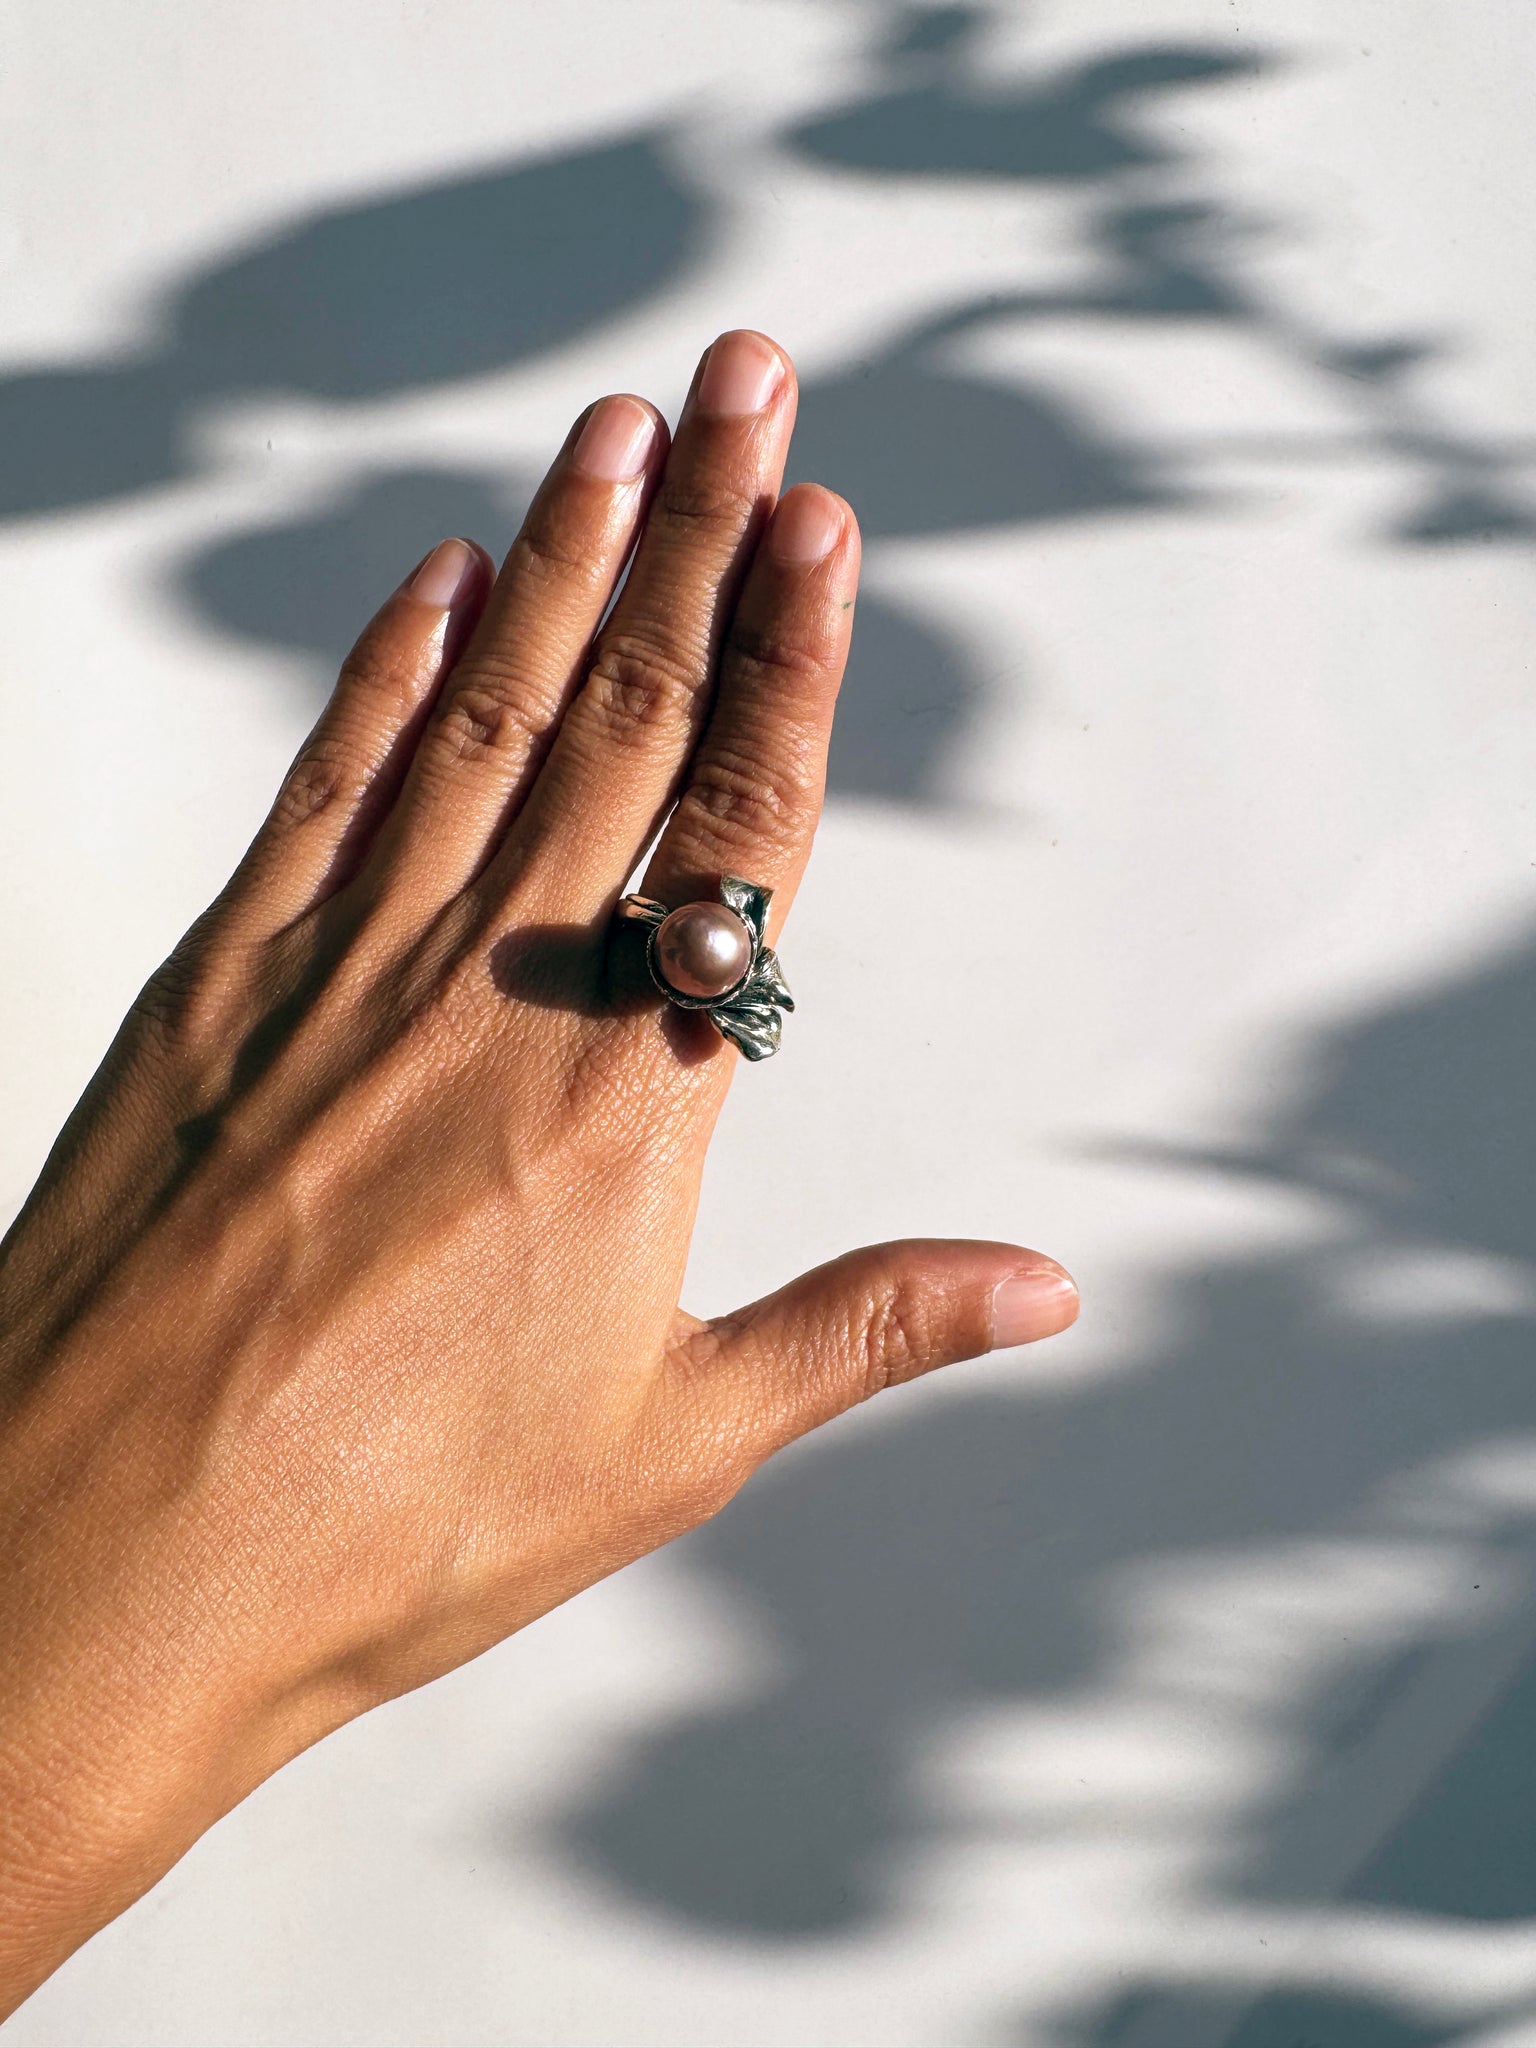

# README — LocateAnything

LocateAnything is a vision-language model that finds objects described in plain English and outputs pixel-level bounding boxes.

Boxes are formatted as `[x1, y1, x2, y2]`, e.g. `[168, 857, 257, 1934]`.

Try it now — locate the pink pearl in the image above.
[654, 902, 753, 1000]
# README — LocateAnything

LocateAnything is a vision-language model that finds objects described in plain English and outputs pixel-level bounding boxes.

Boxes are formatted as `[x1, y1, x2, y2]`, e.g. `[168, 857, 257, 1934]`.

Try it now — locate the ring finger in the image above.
[636, 481, 859, 947]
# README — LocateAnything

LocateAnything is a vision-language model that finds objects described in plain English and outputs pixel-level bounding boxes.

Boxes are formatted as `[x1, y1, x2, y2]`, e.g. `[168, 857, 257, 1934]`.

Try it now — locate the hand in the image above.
[0, 330, 1077, 2013]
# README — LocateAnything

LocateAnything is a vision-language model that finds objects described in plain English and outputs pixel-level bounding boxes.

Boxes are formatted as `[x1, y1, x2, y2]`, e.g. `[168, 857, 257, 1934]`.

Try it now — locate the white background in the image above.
[3, 2, 1535, 2042]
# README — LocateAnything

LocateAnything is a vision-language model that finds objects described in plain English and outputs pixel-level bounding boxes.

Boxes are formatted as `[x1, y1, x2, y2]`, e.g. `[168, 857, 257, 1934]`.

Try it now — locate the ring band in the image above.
[617, 874, 794, 1061]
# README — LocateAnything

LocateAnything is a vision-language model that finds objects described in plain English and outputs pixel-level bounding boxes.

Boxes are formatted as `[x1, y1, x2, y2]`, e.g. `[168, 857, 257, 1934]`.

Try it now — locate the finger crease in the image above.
[435, 683, 548, 765]
[583, 642, 706, 740]
[683, 754, 807, 845]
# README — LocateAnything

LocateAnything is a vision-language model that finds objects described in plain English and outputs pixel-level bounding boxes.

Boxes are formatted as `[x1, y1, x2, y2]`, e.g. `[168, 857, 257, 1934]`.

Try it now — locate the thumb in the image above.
[685, 1238, 1079, 1451]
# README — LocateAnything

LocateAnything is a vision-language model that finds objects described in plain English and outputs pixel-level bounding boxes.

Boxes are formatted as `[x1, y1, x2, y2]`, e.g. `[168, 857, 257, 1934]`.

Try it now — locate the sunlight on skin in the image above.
[0, 331, 1077, 2018]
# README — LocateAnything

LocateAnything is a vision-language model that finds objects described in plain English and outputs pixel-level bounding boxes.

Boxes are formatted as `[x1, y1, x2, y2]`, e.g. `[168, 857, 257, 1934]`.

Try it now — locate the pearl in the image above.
[654, 902, 753, 1000]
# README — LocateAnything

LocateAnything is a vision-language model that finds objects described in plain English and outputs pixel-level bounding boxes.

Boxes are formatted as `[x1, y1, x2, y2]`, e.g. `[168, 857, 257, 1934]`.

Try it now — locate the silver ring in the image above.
[617, 874, 794, 1062]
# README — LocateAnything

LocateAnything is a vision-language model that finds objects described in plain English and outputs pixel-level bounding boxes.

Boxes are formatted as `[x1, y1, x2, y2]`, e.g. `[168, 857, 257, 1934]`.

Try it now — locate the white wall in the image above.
[3, 3, 1535, 2042]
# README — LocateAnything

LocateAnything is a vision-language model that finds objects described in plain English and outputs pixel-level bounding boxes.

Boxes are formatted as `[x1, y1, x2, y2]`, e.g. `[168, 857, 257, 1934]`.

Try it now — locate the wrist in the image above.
[0, 1367, 318, 2018]
[0, 1602, 324, 2019]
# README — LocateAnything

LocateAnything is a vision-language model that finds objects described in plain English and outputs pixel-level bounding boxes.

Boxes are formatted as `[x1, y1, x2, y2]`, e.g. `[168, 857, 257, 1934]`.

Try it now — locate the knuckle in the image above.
[582, 635, 702, 743]
[133, 919, 237, 1055]
[270, 749, 347, 831]
[505, 521, 598, 585]
[677, 745, 814, 856]
[262, 645, 431, 832]
[860, 1275, 934, 1398]
[654, 473, 757, 536]
[432, 677, 544, 765]
[724, 617, 831, 687]
[334, 639, 433, 721]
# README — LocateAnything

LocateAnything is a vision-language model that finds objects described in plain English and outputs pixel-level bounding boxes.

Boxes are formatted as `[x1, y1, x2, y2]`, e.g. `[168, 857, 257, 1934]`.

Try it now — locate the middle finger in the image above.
[488, 329, 797, 926]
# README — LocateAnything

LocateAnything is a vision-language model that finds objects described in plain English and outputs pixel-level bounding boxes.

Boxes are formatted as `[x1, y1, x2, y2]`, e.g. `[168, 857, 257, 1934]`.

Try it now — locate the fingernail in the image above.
[991, 1265, 1080, 1348]
[409, 537, 478, 609]
[572, 395, 658, 482]
[697, 330, 785, 417]
[771, 488, 843, 564]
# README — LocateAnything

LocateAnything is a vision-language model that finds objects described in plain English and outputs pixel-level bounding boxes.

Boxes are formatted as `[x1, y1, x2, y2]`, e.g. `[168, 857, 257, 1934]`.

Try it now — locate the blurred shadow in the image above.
[9, 9, 1536, 2037]
[174, 328, 1140, 800]
[0, 130, 706, 521]
[170, 22, 1246, 807]
[1059, 1980, 1457, 2048]
[827, 586, 987, 805]
[177, 466, 536, 689]
[793, 13, 1266, 181]
[790, 3, 1534, 550]
[487, 925, 608, 1014]
[34, 0, 1521, 833]
[785, 314, 1169, 540]
[485, 920, 721, 1071]
[144, 18, 1460, 2029]
[1339, 1646, 1536, 1922]
[5, 4, 1528, 821]
[176, 302, 1169, 795]
[548, 929, 1536, 2042]
[168, 137, 702, 403]
[192, 526, 992, 810]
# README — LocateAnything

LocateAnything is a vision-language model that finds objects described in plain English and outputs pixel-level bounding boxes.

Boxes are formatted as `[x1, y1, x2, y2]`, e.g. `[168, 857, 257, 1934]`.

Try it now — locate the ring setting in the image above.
[618, 875, 794, 1061]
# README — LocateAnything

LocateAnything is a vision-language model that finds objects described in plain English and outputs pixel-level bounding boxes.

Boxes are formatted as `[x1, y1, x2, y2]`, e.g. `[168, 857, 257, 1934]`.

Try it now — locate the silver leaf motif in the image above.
[748, 945, 794, 1012]
[714, 1002, 783, 1060]
[719, 875, 771, 947]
